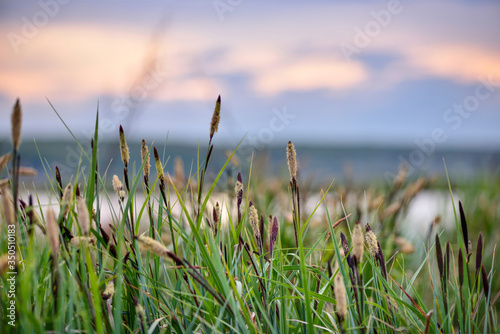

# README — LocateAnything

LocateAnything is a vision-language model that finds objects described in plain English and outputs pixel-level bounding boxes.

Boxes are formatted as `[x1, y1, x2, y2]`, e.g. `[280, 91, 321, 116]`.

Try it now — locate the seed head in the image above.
[11, 98, 22, 151]
[393, 164, 407, 190]
[249, 202, 261, 243]
[0, 185, 16, 226]
[365, 224, 379, 258]
[270, 216, 279, 258]
[153, 147, 164, 182]
[476, 232, 483, 273]
[61, 183, 73, 218]
[174, 157, 184, 184]
[459, 201, 468, 250]
[334, 273, 347, 319]
[210, 95, 221, 140]
[0, 153, 13, 173]
[17, 167, 38, 176]
[458, 248, 464, 287]
[112, 175, 125, 200]
[119, 125, 129, 168]
[286, 141, 297, 181]
[46, 208, 60, 255]
[76, 196, 90, 236]
[0, 254, 10, 276]
[102, 281, 115, 300]
[481, 265, 490, 297]
[212, 202, 221, 238]
[141, 139, 150, 179]
[69, 236, 96, 247]
[352, 221, 364, 263]
[394, 236, 414, 254]
[136, 235, 169, 257]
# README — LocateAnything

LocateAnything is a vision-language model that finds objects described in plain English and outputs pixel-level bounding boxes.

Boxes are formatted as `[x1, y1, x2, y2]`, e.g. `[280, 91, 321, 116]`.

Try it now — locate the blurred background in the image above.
[0, 0, 499, 183]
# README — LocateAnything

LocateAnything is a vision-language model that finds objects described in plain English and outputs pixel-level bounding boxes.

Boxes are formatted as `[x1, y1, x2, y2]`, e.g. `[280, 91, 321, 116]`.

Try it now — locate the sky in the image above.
[1, 0, 499, 150]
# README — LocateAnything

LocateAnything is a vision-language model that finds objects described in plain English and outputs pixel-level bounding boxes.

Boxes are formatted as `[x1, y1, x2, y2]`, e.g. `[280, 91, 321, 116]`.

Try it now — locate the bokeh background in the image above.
[1, 0, 499, 182]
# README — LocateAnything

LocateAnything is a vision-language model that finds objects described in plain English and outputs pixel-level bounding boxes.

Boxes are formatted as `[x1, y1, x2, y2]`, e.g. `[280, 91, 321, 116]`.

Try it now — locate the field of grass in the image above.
[1, 97, 499, 333]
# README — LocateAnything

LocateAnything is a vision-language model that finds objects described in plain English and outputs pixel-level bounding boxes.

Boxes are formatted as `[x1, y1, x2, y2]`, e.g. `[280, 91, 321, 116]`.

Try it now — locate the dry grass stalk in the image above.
[286, 141, 297, 181]
[352, 221, 364, 263]
[141, 139, 150, 179]
[0, 152, 13, 172]
[11, 98, 22, 151]
[209, 95, 221, 140]
[136, 235, 169, 257]
[46, 208, 60, 255]
[76, 196, 90, 236]
[119, 125, 129, 168]
[0, 179, 8, 188]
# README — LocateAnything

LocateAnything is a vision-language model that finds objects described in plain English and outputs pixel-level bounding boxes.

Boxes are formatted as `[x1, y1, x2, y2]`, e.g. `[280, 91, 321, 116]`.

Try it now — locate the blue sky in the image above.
[1, 0, 499, 149]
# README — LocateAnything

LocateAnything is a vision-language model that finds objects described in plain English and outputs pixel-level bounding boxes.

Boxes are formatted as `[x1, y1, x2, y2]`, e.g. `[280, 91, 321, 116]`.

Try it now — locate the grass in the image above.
[0, 97, 499, 333]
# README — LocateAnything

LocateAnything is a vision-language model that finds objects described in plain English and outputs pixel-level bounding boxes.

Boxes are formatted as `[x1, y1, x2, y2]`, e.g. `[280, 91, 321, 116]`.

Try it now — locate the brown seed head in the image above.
[0, 254, 10, 276]
[69, 236, 96, 247]
[174, 157, 184, 184]
[119, 125, 129, 167]
[352, 221, 364, 263]
[0, 153, 13, 173]
[210, 95, 221, 139]
[11, 98, 22, 151]
[153, 147, 164, 182]
[394, 236, 415, 254]
[286, 141, 297, 181]
[136, 235, 169, 257]
[102, 281, 115, 300]
[212, 202, 221, 238]
[61, 183, 73, 218]
[141, 139, 150, 179]
[365, 224, 379, 257]
[249, 202, 260, 242]
[334, 272, 347, 319]
[76, 196, 90, 236]
[0, 185, 16, 226]
[112, 175, 125, 200]
[46, 208, 60, 255]
[393, 164, 408, 190]
[270, 216, 279, 257]
[17, 167, 38, 176]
